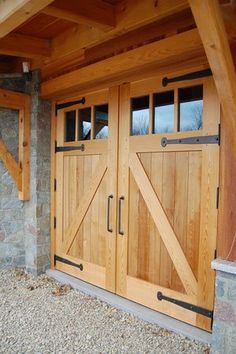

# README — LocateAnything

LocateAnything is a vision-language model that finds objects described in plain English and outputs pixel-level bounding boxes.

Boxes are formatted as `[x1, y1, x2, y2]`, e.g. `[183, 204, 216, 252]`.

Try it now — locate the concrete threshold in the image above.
[46, 269, 211, 345]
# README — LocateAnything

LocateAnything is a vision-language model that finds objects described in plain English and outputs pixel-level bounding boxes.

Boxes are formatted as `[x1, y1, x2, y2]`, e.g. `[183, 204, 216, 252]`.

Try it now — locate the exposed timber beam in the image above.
[40, 10, 195, 80]
[41, 28, 204, 99]
[42, 0, 115, 31]
[0, 33, 51, 58]
[189, 0, 236, 153]
[48, 0, 189, 62]
[0, 0, 54, 38]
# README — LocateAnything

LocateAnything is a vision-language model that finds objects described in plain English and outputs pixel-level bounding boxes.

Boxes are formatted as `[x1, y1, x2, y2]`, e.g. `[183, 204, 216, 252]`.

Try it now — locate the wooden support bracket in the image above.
[0, 88, 30, 200]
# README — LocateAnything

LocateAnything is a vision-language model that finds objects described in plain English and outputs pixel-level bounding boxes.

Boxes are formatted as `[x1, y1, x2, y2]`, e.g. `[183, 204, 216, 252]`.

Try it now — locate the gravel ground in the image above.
[0, 269, 210, 354]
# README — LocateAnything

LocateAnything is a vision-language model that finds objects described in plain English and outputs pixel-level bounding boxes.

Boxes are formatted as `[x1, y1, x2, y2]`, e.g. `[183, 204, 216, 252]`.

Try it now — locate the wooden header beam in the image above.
[41, 29, 203, 99]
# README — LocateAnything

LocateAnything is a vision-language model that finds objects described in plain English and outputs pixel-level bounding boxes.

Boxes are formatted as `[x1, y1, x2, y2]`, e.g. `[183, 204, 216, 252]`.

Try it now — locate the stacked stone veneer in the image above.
[0, 72, 51, 274]
[211, 259, 236, 354]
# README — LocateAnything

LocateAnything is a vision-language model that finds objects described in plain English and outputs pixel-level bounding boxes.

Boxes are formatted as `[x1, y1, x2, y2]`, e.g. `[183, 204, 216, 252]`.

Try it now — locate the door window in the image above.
[130, 84, 204, 136]
[153, 91, 174, 134]
[178, 85, 203, 132]
[131, 96, 149, 136]
[94, 104, 109, 139]
[65, 110, 76, 142]
[64, 103, 109, 142]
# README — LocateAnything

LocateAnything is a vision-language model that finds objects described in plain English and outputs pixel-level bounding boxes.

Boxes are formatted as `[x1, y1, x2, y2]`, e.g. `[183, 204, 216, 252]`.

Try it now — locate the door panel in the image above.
[55, 87, 119, 292]
[54, 77, 219, 331]
[117, 78, 220, 331]
[128, 150, 202, 293]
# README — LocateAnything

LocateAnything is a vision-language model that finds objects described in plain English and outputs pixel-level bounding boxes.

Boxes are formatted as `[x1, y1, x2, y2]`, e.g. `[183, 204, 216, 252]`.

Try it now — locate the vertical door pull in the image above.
[118, 196, 125, 235]
[107, 195, 113, 232]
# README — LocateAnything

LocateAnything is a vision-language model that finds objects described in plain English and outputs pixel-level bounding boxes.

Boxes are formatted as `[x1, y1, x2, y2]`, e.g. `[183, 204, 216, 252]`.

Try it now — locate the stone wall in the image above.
[24, 72, 51, 274]
[0, 73, 51, 274]
[211, 259, 236, 354]
[0, 77, 26, 269]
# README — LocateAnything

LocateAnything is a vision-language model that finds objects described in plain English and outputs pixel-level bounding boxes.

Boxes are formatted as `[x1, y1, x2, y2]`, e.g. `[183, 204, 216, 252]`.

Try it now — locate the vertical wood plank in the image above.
[106, 85, 119, 292]
[149, 152, 163, 285]
[160, 152, 175, 289]
[116, 83, 130, 296]
[172, 151, 189, 292]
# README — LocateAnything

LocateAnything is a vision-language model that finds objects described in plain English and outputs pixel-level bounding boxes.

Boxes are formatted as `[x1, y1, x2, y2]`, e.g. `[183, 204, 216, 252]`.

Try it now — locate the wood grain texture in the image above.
[189, 0, 236, 153]
[41, 29, 203, 98]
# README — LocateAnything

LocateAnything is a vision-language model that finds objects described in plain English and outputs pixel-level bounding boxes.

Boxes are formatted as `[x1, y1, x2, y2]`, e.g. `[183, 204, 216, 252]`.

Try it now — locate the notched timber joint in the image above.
[162, 69, 212, 87]
[55, 97, 85, 116]
[157, 291, 213, 318]
[54, 255, 83, 271]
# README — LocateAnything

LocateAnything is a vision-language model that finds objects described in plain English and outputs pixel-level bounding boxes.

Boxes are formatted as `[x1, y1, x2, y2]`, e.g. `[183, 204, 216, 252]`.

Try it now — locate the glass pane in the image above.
[94, 104, 108, 139]
[153, 91, 174, 133]
[179, 85, 203, 132]
[65, 110, 76, 142]
[131, 96, 149, 136]
[78, 107, 91, 140]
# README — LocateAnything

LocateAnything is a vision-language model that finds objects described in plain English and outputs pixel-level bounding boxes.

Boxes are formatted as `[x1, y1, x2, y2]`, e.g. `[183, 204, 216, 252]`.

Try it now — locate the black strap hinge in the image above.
[55, 143, 85, 153]
[54, 179, 57, 192]
[54, 217, 56, 229]
[54, 255, 83, 271]
[162, 69, 212, 87]
[157, 291, 213, 318]
[55, 97, 85, 116]
[161, 134, 219, 147]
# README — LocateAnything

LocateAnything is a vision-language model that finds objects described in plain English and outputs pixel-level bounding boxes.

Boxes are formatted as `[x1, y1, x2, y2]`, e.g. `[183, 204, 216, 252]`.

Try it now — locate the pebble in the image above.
[0, 269, 210, 354]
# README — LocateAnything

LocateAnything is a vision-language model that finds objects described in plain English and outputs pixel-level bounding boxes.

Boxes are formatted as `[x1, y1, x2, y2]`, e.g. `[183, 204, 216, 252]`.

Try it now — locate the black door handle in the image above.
[118, 196, 125, 235]
[107, 195, 113, 232]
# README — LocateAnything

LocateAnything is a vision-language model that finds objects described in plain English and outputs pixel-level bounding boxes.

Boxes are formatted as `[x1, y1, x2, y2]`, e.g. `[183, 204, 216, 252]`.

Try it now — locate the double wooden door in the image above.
[55, 77, 220, 331]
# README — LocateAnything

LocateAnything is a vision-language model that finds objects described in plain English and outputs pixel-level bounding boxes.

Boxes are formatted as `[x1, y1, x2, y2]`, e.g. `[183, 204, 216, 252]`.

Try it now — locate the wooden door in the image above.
[55, 87, 119, 292]
[116, 77, 220, 331]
